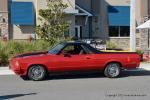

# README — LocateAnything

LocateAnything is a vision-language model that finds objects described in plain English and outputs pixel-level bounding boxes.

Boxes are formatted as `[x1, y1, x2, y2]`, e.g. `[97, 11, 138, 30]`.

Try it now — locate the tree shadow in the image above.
[0, 93, 36, 100]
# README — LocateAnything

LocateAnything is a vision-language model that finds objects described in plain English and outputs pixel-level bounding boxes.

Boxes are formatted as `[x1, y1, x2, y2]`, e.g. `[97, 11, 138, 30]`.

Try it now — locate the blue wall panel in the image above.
[11, 2, 34, 25]
[108, 6, 130, 26]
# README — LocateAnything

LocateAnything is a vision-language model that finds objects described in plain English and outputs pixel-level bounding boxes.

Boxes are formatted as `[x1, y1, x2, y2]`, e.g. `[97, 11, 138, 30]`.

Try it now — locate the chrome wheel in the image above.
[104, 63, 120, 78]
[28, 65, 46, 81]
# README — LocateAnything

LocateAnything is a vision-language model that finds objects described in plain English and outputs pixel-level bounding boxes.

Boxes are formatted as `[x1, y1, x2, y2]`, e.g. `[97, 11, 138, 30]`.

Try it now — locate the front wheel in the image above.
[28, 65, 47, 81]
[104, 63, 121, 78]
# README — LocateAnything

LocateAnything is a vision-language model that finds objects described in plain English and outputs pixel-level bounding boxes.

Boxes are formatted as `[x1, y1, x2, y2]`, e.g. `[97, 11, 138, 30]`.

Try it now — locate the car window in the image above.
[81, 45, 93, 54]
[60, 44, 86, 55]
[48, 43, 65, 54]
[82, 44, 102, 54]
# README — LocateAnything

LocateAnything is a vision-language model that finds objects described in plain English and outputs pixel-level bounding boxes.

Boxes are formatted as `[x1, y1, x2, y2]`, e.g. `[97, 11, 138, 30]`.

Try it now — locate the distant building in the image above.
[5, 0, 150, 52]
[9, 0, 78, 39]
[75, 0, 108, 40]
[9, 0, 108, 40]
[0, 0, 9, 40]
[106, 0, 150, 51]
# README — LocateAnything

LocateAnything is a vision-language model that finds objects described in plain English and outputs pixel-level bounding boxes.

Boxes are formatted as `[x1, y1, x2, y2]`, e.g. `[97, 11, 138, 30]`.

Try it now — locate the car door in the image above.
[80, 44, 104, 70]
[48, 44, 90, 72]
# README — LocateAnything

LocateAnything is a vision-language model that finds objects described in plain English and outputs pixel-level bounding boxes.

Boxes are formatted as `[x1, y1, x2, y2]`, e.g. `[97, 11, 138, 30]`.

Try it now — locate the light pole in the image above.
[34, 0, 38, 41]
[130, 0, 136, 52]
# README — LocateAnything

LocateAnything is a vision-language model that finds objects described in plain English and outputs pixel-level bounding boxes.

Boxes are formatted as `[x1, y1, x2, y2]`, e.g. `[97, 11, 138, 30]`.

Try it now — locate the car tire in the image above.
[28, 65, 47, 81]
[104, 63, 121, 78]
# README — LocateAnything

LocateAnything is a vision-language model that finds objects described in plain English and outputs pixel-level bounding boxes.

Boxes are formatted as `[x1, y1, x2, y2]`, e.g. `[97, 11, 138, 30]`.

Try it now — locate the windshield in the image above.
[48, 43, 66, 54]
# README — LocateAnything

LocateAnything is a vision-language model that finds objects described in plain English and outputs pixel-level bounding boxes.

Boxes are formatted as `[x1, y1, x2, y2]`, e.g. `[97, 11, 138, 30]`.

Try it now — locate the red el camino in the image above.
[10, 41, 140, 81]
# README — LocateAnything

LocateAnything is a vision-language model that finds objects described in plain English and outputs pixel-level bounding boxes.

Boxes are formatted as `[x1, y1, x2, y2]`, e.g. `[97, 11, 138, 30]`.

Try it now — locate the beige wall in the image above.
[0, 0, 8, 39]
[0, 0, 8, 12]
[12, 25, 35, 39]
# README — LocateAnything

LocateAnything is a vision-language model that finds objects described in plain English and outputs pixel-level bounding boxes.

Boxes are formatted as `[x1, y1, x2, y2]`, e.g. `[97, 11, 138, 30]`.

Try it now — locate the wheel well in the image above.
[27, 64, 48, 75]
[105, 61, 122, 69]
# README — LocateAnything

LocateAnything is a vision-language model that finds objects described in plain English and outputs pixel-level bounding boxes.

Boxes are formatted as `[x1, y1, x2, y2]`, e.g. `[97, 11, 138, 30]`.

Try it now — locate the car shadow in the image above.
[22, 69, 150, 81]
[0, 93, 36, 100]
[48, 69, 150, 80]
[120, 69, 150, 78]
[48, 71, 105, 80]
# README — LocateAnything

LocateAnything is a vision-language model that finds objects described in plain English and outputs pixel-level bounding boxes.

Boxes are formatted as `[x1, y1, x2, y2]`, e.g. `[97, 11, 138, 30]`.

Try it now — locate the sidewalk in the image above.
[0, 67, 14, 75]
[139, 63, 150, 70]
[0, 63, 150, 75]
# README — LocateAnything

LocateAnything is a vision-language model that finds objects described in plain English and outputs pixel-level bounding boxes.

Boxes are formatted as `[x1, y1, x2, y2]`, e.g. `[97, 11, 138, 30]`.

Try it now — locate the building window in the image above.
[109, 26, 130, 37]
[3, 18, 6, 23]
[64, 30, 69, 37]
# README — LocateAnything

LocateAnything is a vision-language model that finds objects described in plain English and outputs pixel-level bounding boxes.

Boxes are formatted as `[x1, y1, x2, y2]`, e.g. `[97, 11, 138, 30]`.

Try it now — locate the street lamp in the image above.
[130, 0, 136, 52]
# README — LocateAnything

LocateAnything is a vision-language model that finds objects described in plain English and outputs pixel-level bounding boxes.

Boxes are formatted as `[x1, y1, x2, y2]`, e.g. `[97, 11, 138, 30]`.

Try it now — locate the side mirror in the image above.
[64, 53, 71, 57]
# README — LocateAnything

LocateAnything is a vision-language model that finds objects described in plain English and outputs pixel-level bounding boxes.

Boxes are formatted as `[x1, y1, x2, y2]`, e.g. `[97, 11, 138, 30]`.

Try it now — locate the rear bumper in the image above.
[123, 61, 140, 70]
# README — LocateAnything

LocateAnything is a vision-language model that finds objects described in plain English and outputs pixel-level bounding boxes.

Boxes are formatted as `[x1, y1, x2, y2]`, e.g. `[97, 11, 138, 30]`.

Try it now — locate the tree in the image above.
[36, 0, 70, 44]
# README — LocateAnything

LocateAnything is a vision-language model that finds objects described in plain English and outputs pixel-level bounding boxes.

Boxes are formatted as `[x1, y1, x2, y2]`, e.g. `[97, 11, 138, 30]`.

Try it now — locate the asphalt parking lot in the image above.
[0, 63, 150, 100]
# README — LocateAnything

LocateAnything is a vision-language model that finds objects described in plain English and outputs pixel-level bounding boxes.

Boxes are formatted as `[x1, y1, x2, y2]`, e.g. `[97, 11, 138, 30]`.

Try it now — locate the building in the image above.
[135, 0, 149, 52]
[106, 0, 149, 51]
[6, 0, 150, 52]
[9, 0, 108, 41]
[10, 0, 78, 39]
[105, 0, 130, 49]
[0, 0, 9, 39]
[75, 0, 108, 40]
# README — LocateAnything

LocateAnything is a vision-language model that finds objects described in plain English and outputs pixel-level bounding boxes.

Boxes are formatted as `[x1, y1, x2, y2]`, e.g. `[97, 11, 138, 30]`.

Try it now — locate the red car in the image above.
[10, 41, 140, 81]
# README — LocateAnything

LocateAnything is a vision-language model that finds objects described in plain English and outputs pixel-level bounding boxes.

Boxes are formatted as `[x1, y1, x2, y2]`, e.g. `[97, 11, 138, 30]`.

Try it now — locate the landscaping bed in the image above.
[0, 40, 55, 66]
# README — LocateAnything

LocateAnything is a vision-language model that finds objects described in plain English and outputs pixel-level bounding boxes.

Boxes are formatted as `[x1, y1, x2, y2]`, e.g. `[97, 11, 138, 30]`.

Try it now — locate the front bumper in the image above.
[9, 64, 21, 75]
[9, 59, 23, 75]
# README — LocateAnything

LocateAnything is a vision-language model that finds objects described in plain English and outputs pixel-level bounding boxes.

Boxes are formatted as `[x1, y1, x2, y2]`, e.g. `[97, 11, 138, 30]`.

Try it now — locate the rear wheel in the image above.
[28, 65, 47, 81]
[104, 63, 121, 78]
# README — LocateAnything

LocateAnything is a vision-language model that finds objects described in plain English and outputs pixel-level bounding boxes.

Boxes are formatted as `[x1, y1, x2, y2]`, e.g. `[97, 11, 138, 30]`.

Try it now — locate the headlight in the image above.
[15, 61, 20, 67]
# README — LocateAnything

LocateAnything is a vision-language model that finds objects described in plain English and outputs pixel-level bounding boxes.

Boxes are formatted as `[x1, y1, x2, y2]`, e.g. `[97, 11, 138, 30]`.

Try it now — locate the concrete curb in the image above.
[0, 67, 14, 75]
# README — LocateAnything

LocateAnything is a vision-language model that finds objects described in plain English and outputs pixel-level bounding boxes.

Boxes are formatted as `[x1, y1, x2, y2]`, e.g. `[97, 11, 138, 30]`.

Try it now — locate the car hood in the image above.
[14, 51, 48, 58]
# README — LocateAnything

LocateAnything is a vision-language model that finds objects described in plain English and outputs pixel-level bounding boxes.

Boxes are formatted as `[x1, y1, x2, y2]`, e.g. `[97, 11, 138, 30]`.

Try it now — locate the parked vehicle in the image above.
[10, 41, 140, 81]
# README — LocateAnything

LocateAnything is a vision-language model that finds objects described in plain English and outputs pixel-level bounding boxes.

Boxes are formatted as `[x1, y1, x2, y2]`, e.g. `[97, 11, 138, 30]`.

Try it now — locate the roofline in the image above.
[75, 5, 93, 16]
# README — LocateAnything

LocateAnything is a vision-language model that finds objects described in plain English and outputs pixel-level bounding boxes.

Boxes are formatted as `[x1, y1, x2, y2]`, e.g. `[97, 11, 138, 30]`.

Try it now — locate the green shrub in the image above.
[0, 40, 61, 66]
[0, 42, 9, 65]
[106, 41, 117, 49]
[136, 49, 144, 55]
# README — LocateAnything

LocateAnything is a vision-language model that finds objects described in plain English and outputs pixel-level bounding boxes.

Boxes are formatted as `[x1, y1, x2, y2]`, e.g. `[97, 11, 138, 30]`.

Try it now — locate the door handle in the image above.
[86, 57, 91, 59]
